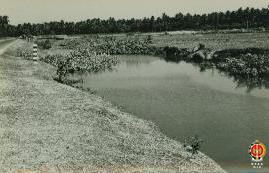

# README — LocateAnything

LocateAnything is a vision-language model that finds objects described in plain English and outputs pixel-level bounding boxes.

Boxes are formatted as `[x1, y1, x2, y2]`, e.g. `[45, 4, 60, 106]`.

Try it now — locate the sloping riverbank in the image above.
[0, 40, 226, 173]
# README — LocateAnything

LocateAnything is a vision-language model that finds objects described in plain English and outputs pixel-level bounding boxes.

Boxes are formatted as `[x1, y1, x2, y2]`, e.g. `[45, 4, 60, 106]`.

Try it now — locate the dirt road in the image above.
[0, 39, 15, 54]
[0, 40, 225, 173]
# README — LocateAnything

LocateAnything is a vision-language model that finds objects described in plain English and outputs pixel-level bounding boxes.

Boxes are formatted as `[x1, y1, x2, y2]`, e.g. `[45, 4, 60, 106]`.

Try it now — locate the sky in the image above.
[0, 0, 268, 25]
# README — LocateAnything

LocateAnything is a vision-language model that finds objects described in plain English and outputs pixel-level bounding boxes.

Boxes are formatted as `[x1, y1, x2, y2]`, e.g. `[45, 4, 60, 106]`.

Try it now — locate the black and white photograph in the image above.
[0, 0, 268, 173]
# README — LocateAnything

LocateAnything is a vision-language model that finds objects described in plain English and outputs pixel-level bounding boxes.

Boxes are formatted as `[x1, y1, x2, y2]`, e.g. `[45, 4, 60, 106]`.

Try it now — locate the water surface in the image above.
[81, 55, 269, 172]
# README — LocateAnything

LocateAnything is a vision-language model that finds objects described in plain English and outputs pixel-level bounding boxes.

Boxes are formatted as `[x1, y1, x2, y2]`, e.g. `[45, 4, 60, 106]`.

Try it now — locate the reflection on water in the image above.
[163, 56, 269, 93]
[80, 55, 269, 172]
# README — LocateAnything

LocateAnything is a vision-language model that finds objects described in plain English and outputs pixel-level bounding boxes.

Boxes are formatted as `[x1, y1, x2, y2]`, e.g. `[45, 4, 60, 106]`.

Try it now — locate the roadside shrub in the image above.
[41, 53, 69, 83]
[37, 39, 52, 49]
[55, 56, 72, 83]
[16, 46, 32, 60]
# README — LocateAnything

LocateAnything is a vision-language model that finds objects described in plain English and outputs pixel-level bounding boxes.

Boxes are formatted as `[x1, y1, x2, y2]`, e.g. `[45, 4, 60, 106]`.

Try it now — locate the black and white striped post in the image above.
[33, 43, 39, 61]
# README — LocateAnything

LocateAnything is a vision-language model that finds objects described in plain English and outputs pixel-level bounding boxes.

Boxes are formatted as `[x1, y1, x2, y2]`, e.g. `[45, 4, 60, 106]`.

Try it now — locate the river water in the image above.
[80, 55, 269, 173]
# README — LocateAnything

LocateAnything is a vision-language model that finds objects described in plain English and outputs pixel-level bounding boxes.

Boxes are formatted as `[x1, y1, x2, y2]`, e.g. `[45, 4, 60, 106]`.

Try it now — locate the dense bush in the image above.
[95, 38, 153, 55]
[43, 48, 119, 83]
[216, 54, 269, 78]
[68, 48, 119, 73]
[43, 54, 67, 67]
[59, 37, 155, 55]
[213, 48, 269, 60]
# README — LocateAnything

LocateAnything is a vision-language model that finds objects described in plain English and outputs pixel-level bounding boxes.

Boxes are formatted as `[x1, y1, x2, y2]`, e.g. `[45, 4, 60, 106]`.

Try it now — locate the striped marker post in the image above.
[33, 44, 39, 61]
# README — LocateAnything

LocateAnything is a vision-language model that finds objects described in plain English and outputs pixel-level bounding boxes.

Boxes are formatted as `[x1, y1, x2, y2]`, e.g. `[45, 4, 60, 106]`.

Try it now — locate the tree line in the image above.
[1, 7, 269, 37]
